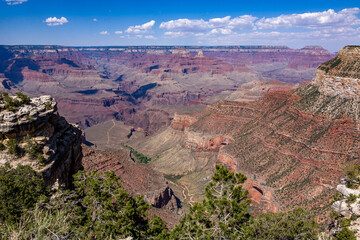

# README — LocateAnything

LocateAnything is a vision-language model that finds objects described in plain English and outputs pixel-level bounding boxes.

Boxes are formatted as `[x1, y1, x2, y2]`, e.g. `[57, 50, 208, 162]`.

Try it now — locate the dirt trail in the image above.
[106, 119, 116, 145]
[181, 184, 196, 206]
[167, 179, 196, 207]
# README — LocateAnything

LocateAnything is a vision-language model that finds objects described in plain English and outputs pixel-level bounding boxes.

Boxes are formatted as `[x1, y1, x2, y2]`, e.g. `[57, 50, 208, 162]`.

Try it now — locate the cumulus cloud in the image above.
[160, 15, 256, 34]
[159, 8, 360, 50]
[99, 31, 109, 35]
[114, 30, 123, 34]
[125, 20, 155, 34]
[229, 15, 258, 31]
[256, 8, 360, 29]
[209, 16, 231, 27]
[44, 17, 68, 26]
[160, 19, 209, 32]
[4, 0, 27, 5]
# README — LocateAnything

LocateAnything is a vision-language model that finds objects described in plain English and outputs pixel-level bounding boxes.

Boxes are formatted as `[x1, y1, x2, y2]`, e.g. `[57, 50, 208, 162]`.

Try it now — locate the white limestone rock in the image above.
[337, 184, 360, 197]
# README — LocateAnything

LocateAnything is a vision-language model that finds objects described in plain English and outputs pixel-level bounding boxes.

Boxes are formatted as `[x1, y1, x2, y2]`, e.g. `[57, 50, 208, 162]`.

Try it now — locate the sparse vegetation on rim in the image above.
[0, 92, 32, 112]
[0, 164, 322, 239]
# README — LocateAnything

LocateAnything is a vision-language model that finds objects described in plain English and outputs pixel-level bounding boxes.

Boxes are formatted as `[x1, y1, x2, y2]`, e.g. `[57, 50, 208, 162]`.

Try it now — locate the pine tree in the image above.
[171, 165, 251, 239]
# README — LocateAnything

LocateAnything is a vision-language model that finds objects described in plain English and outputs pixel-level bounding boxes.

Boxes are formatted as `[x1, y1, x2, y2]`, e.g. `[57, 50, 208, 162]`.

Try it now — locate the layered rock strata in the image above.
[313, 46, 360, 98]
[82, 146, 181, 211]
[0, 94, 82, 188]
[0, 45, 334, 132]
[128, 46, 360, 218]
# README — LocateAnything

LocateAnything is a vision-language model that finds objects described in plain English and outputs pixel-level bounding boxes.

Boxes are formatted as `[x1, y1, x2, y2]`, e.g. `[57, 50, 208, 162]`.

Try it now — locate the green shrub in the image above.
[0, 142, 5, 151]
[346, 165, 360, 183]
[25, 114, 34, 121]
[331, 211, 342, 220]
[132, 150, 151, 163]
[0, 92, 7, 101]
[351, 213, 359, 221]
[4, 95, 20, 111]
[37, 154, 45, 166]
[335, 227, 356, 240]
[0, 92, 30, 111]
[346, 194, 357, 205]
[45, 101, 52, 110]
[0, 206, 72, 240]
[340, 218, 351, 227]
[249, 208, 319, 240]
[0, 164, 49, 223]
[346, 182, 359, 189]
[0, 170, 169, 239]
[171, 165, 251, 239]
[332, 192, 343, 204]
[24, 137, 42, 160]
[16, 92, 30, 104]
[6, 139, 20, 156]
[123, 144, 151, 163]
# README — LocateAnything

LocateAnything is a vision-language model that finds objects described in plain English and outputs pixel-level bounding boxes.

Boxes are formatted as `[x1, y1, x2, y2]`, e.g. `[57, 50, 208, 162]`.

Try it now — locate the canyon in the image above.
[0, 45, 334, 133]
[2, 44, 356, 225]
[123, 46, 360, 221]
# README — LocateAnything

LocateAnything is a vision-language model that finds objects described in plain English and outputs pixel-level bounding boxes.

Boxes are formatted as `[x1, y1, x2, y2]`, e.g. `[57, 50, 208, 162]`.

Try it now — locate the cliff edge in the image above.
[0, 93, 82, 188]
[313, 46, 360, 99]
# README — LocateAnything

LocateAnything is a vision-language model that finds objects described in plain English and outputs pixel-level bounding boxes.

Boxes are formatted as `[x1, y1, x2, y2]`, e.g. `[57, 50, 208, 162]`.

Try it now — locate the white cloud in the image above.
[256, 8, 360, 29]
[99, 31, 109, 35]
[160, 19, 209, 32]
[164, 31, 195, 38]
[145, 35, 156, 39]
[209, 16, 231, 27]
[4, 0, 27, 5]
[158, 8, 360, 50]
[208, 28, 233, 35]
[114, 30, 123, 34]
[192, 27, 360, 48]
[44, 17, 68, 26]
[160, 15, 256, 34]
[229, 15, 258, 30]
[125, 20, 155, 34]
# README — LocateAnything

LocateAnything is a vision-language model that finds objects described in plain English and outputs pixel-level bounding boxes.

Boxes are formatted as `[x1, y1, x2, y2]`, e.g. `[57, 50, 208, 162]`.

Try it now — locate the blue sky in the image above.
[0, 0, 359, 52]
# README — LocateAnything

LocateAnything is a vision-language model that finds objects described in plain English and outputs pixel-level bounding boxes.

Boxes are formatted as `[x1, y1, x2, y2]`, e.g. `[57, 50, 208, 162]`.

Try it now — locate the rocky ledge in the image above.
[331, 174, 360, 238]
[313, 46, 360, 99]
[0, 95, 56, 137]
[0, 93, 82, 188]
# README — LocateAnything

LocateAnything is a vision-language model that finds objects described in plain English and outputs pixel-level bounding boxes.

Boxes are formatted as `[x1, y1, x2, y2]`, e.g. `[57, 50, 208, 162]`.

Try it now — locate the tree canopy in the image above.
[171, 165, 252, 239]
[0, 164, 322, 239]
[0, 163, 48, 223]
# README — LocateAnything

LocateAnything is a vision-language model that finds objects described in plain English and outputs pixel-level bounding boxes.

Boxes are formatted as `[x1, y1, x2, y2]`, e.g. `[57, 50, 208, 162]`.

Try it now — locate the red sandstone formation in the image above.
[82, 146, 178, 206]
[0, 45, 334, 131]
[127, 46, 359, 219]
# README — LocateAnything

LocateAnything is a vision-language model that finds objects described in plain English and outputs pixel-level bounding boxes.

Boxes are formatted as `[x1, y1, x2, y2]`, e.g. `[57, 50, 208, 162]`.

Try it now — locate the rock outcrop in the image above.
[331, 176, 360, 239]
[0, 94, 82, 188]
[313, 46, 360, 98]
[82, 146, 181, 212]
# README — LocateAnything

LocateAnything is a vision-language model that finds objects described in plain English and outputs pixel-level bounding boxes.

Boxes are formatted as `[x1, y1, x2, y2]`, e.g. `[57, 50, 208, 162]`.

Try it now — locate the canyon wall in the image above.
[127, 46, 359, 219]
[313, 46, 360, 98]
[0, 95, 83, 188]
[0, 45, 334, 132]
